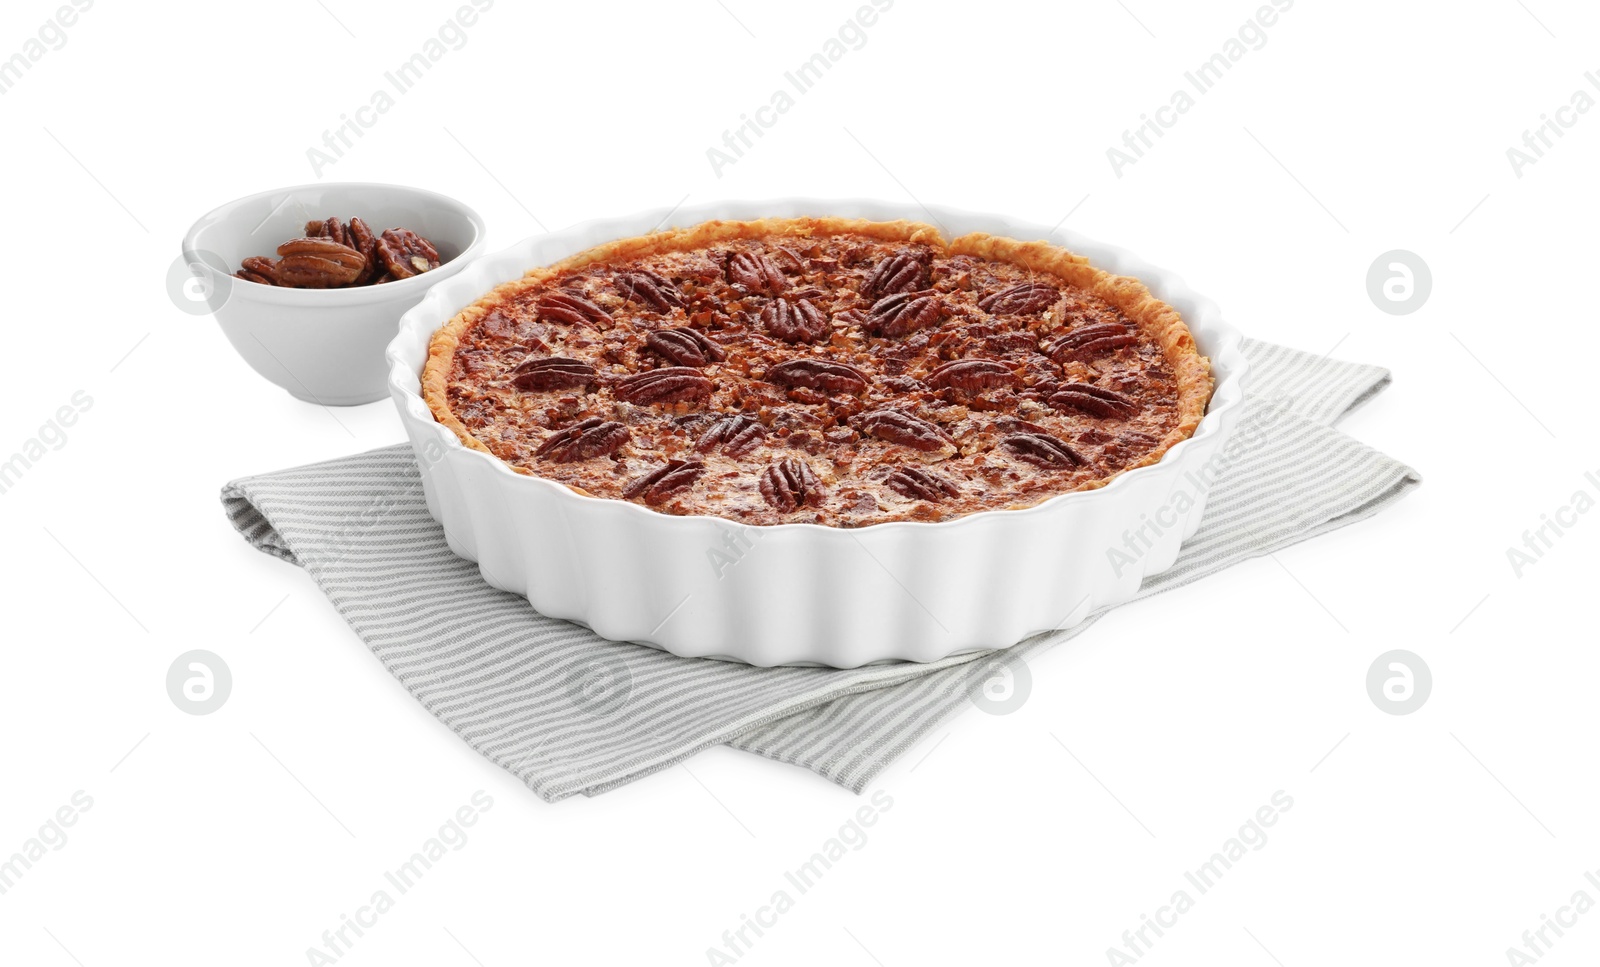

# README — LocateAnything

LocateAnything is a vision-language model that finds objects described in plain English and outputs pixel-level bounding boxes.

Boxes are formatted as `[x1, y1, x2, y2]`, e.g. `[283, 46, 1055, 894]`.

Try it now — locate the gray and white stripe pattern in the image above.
[221, 340, 1419, 801]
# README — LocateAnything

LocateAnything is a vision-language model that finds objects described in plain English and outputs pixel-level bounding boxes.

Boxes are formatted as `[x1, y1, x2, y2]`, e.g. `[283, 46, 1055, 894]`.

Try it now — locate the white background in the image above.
[2, 0, 1596, 964]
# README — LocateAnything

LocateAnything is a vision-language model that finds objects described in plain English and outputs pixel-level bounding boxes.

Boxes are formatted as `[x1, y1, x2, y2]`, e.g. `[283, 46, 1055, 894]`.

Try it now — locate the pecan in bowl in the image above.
[232, 218, 446, 289]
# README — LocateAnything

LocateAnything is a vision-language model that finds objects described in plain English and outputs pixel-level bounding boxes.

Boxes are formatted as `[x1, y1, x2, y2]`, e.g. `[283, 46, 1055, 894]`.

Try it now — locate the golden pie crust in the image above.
[422, 217, 1212, 526]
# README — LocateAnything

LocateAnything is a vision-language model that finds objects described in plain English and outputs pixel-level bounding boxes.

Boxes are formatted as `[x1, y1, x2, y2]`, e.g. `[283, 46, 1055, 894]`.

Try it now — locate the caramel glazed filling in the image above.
[443, 232, 1189, 526]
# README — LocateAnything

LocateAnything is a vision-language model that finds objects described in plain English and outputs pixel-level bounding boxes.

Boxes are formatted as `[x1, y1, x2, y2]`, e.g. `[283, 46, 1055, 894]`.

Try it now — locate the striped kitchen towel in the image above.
[221, 339, 1419, 801]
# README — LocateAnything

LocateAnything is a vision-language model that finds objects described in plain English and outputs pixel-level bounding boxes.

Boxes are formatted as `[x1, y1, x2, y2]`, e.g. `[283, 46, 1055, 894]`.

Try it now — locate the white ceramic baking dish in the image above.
[386, 199, 1248, 667]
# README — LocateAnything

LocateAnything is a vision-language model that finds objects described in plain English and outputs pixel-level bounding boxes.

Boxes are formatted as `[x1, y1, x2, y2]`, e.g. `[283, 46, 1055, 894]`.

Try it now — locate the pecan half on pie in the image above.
[423, 218, 1212, 526]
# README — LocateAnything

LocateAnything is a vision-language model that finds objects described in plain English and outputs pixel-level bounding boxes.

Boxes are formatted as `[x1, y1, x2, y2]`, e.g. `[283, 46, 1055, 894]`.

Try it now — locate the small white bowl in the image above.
[181, 183, 486, 406]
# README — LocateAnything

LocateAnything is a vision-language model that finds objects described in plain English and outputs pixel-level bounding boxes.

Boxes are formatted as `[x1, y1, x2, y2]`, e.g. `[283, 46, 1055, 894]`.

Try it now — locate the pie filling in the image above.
[425, 218, 1212, 527]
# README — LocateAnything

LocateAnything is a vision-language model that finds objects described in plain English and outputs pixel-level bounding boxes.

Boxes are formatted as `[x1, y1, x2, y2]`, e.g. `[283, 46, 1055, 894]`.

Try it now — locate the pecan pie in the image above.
[422, 218, 1212, 526]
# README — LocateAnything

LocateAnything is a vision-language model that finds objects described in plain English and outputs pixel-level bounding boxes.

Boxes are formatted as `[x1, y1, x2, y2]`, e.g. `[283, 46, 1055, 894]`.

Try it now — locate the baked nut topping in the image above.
[764, 358, 869, 396]
[535, 418, 629, 462]
[760, 457, 823, 511]
[760, 298, 830, 343]
[864, 290, 942, 337]
[623, 459, 706, 504]
[645, 327, 725, 366]
[510, 357, 596, 392]
[422, 217, 1212, 526]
